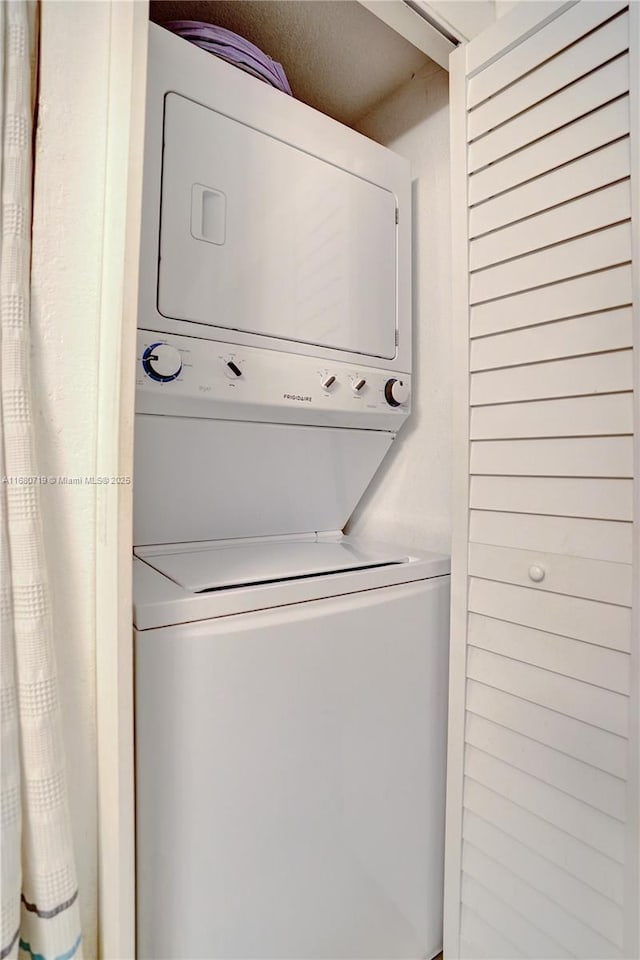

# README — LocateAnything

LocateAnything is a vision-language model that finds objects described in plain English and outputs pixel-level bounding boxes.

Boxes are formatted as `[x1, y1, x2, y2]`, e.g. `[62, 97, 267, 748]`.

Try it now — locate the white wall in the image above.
[495, 1, 519, 18]
[347, 61, 453, 555]
[423, 1, 497, 40]
[30, 4, 114, 955]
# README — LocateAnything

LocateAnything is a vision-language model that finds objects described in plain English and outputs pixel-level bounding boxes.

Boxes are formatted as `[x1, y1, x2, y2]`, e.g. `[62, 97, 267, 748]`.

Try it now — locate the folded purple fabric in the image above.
[164, 21, 293, 96]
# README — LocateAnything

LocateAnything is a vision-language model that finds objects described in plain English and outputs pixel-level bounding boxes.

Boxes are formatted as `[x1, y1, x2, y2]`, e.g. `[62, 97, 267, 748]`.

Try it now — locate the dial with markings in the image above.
[142, 342, 182, 382]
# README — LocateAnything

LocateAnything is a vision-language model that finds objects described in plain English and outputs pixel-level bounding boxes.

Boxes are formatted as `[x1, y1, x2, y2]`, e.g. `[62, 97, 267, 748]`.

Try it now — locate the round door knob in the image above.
[142, 342, 182, 382]
[528, 564, 546, 583]
[384, 378, 410, 407]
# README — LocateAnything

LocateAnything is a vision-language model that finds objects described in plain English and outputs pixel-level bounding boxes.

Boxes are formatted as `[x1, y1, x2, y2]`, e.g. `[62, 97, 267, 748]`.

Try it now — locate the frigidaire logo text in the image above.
[283, 393, 313, 403]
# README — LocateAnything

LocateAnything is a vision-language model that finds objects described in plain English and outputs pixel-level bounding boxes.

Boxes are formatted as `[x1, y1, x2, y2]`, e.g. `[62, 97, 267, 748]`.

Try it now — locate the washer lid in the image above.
[136, 538, 408, 593]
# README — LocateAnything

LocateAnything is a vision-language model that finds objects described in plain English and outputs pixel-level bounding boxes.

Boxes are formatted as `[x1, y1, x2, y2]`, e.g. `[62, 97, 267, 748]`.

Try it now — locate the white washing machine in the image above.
[133, 24, 450, 960]
[134, 537, 450, 960]
[132, 325, 451, 960]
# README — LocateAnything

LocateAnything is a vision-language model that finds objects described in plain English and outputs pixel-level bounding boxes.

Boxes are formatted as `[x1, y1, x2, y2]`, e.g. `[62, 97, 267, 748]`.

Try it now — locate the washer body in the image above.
[134, 544, 450, 960]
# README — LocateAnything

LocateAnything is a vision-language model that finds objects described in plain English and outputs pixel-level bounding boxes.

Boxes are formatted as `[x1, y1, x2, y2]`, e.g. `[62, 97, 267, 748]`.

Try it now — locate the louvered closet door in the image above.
[446, 3, 639, 959]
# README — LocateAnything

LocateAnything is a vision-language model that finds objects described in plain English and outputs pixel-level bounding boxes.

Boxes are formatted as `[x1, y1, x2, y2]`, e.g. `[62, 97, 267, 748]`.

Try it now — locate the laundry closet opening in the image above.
[131, 7, 454, 959]
[148, 0, 454, 555]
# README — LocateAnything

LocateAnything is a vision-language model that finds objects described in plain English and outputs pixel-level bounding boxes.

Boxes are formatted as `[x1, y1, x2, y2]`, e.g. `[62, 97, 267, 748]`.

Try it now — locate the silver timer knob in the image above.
[384, 378, 410, 407]
[142, 342, 182, 382]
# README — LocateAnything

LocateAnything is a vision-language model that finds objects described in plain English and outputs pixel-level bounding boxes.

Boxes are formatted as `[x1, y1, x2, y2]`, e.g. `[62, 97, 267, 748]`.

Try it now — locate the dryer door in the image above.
[158, 93, 398, 359]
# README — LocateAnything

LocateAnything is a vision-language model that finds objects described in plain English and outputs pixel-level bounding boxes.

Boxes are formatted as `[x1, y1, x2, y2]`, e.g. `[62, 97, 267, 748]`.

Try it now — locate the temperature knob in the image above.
[224, 360, 243, 379]
[384, 378, 410, 407]
[142, 342, 182, 382]
[321, 375, 337, 391]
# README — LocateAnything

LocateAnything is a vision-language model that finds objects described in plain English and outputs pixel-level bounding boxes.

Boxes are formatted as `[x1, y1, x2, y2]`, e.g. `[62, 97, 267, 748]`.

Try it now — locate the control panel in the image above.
[136, 330, 411, 431]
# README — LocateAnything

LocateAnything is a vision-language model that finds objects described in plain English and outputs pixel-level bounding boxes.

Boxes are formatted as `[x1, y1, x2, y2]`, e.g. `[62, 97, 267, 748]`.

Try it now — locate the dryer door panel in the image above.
[158, 93, 398, 359]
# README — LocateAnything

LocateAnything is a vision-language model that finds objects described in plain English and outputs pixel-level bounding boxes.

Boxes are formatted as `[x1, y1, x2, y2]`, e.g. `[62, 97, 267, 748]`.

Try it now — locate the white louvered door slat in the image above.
[468, 511, 633, 563]
[468, 97, 630, 205]
[470, 393, 634, 439]
[445, 3, 639, 958]
[467, 9, 629, 140]
[470, 350, 633, 404]
[462, 842, 625, 956]
[468, 614, 630, 694]
[468, 543, 632, 605]
[463, 809, 626, 937]
[465, 717, 626, 820]
[467, 1, 627, 107]
[466, 680, 628, 779]
[463, 778, 625, 904]
[464, 747, 627, 862]
[470, 475, 633, 520]
[470, 435, 633, 477]
[470, 222, 632, 303]
[468, 54, 630, 172]
[470, 307, 633, 370]
[469, 138, 631, 237]
[461, 868, 574, 960]
[469, 180, 632, 271]
[460, 903, 527, 960]
[467, 580, 631, 652]
[466, 652, 629, 739]
[470, 264, 633, 337]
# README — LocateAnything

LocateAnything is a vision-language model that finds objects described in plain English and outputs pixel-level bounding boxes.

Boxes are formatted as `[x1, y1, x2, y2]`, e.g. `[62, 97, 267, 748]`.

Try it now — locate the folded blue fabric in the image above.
[164, 21, 293, 95]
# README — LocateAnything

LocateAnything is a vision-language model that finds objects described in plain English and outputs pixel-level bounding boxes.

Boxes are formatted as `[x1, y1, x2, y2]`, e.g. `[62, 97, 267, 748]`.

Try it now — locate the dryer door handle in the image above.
[191, 183, 227, 245]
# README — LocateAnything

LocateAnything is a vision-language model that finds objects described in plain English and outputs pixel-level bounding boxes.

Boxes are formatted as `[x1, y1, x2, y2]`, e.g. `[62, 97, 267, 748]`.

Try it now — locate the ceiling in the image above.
[149, 1, 433, 126]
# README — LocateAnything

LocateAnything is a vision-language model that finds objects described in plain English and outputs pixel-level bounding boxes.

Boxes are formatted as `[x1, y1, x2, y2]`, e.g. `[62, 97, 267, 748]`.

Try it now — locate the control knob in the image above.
[224, 360, 243, 379]
[142, 342, 182, 382]
[384, 378, 410, 407]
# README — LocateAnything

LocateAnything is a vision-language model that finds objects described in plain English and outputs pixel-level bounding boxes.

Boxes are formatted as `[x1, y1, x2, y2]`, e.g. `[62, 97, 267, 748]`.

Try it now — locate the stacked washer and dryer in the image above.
[133, 23, 451, 960]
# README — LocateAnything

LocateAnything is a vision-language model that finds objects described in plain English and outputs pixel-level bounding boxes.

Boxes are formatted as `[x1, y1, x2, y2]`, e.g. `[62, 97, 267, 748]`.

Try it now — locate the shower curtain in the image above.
[0, 3, 83, 959]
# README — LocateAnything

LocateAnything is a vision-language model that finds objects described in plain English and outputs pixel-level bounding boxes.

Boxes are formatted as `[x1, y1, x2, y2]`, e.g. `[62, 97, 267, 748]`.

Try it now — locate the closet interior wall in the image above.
[348, 59, 453, 554]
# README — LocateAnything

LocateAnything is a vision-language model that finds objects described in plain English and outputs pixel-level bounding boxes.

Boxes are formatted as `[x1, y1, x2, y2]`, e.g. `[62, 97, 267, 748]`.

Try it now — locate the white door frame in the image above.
[95, 2, 147, 956]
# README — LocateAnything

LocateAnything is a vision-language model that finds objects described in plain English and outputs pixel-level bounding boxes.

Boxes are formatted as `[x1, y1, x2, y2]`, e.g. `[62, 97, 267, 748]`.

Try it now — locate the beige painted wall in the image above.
[347, 61, 453, 555]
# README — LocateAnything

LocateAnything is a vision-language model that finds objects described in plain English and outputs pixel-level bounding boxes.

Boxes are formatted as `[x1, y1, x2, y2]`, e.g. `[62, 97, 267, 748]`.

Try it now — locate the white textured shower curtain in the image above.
[0, 4, 82, 959]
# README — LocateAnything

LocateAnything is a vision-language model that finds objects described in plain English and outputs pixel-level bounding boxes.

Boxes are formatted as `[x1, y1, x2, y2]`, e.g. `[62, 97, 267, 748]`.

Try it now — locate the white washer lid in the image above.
[136, 539, 408, 593]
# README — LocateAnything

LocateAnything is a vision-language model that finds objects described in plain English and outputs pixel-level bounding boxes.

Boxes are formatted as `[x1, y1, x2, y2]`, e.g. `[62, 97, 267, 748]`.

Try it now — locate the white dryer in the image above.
[138, 23, 412, 377]
[133, 23, 450, 960]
